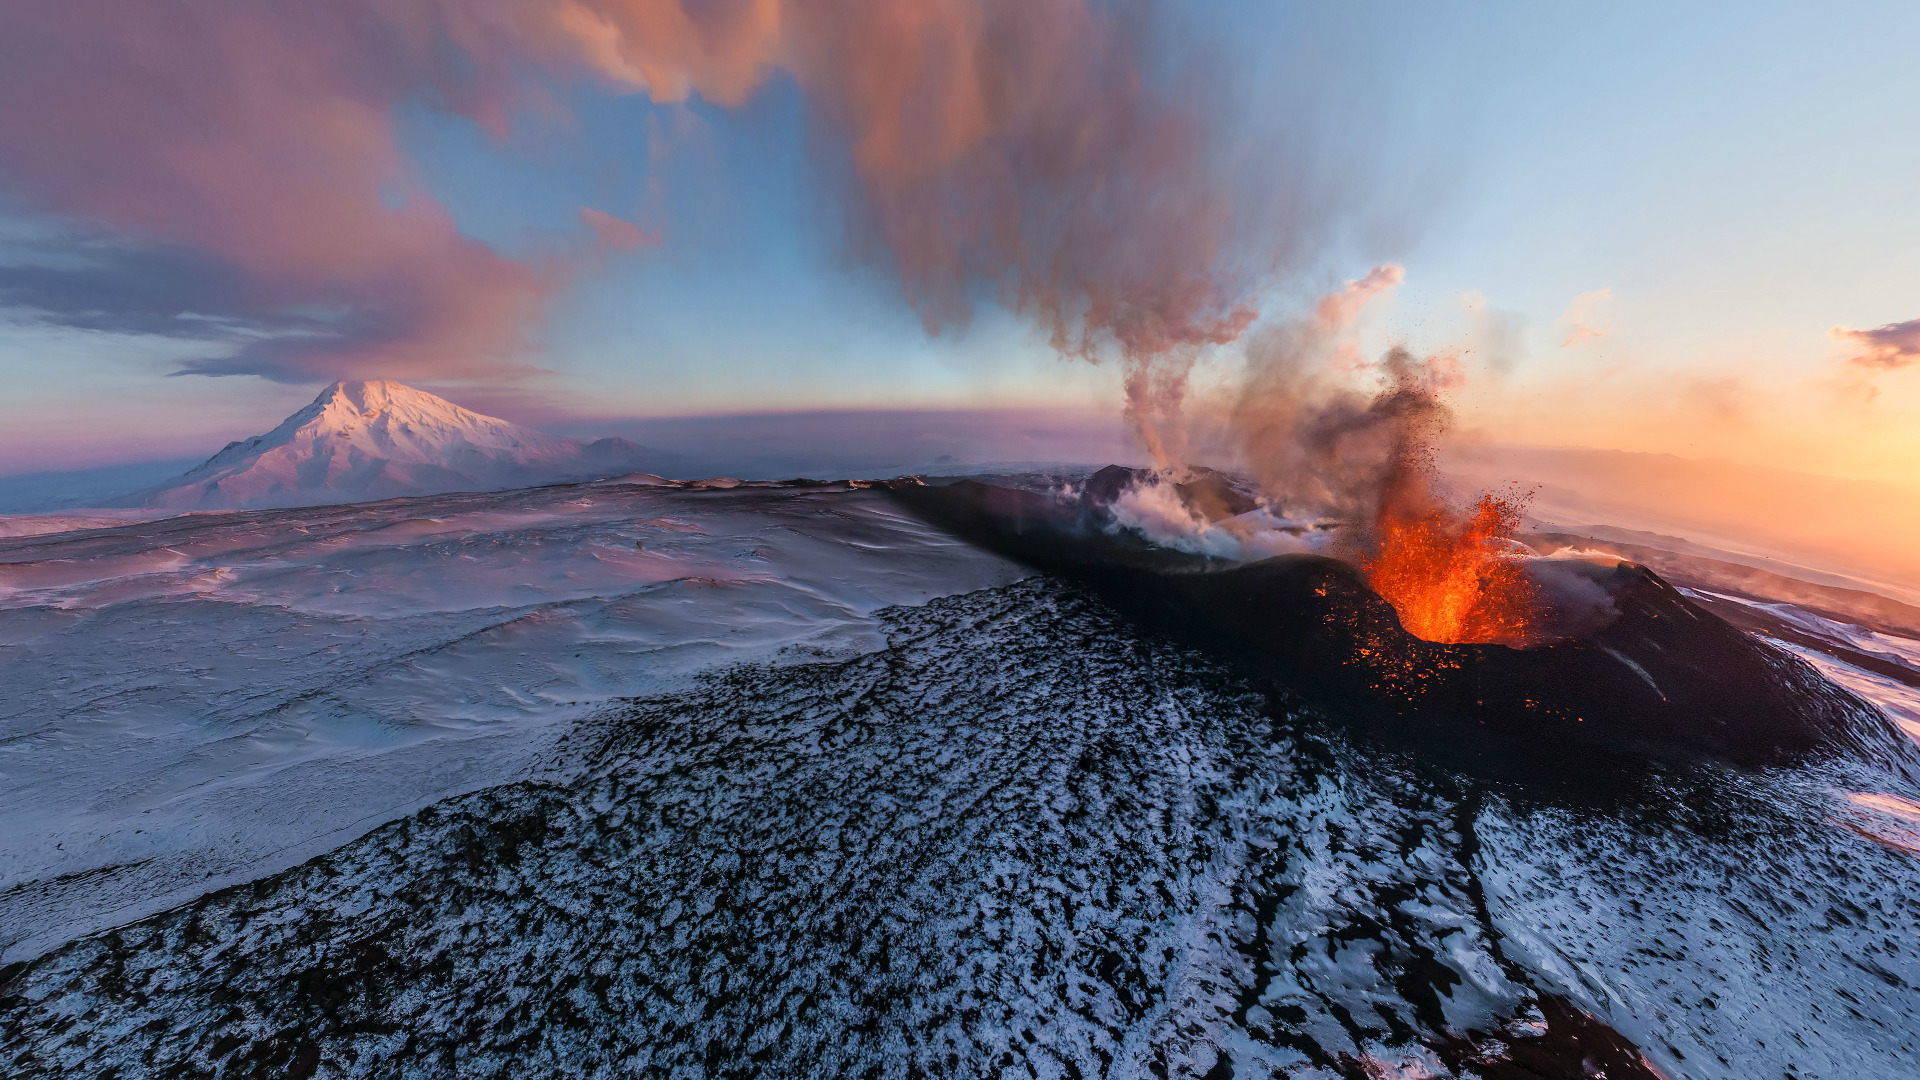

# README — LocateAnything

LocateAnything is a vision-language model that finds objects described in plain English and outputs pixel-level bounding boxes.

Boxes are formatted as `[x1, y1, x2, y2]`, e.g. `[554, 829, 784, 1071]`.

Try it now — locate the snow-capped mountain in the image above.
[131, 380, 672, 510]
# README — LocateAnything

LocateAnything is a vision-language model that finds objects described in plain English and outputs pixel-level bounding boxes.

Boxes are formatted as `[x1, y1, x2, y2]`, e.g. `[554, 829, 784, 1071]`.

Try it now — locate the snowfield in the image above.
[2, 477, 1919, 1079]
[0, 479, 1021, 964]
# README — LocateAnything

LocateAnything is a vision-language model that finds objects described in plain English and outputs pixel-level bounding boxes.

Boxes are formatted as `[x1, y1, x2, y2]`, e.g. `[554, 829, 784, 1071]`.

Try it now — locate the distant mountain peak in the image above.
[129, 379, 669, 510]
[305, 379, 526, 429]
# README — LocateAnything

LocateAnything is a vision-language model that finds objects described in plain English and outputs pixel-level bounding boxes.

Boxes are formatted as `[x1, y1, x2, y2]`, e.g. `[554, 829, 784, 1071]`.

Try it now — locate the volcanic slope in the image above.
[130, 380, 673, 509]
[4, 579, 1919, 1079]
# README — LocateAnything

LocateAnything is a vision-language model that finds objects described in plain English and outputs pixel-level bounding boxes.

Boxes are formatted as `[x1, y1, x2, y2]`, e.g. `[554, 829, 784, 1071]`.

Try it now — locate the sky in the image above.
[1, 0, 1918, 487]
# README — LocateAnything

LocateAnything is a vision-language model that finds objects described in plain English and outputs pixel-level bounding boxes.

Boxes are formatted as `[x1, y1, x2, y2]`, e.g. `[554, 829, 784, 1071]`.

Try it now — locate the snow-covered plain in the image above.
[0, 478, 1022, 964]
[2, 475, 1919, 1079]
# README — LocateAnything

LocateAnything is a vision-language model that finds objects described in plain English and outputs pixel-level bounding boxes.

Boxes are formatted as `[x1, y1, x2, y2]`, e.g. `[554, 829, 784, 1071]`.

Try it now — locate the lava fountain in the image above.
[1312, 350, 1547, 646]
[1362, 491, 1541, 646]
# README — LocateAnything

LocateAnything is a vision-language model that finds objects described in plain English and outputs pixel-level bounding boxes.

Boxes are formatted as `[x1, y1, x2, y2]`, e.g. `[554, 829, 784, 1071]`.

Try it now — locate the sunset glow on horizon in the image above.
[0, 0, 1917, 496]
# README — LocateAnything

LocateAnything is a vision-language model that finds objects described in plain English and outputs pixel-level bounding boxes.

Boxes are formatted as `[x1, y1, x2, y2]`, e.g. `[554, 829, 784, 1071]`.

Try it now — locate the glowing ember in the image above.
[1362, 492, 1542, 646]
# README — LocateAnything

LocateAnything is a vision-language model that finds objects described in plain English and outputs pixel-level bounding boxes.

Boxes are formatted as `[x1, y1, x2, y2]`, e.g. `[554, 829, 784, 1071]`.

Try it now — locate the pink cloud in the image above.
[0, 2, 557, 382]
[1315, 264, 1405, 333]
[579, 208, 661, 253]
[1835, 318, 1920, 372]
[0, 0, 1269, 391]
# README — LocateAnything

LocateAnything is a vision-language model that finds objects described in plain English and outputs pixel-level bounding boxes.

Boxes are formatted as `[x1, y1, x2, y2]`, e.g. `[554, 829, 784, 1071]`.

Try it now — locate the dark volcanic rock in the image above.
[1081, 463, 1145, 507]
[891, 478, 1906, 779]
[4, 577, 1917, 1079]
[0, 580, 1684, 1079]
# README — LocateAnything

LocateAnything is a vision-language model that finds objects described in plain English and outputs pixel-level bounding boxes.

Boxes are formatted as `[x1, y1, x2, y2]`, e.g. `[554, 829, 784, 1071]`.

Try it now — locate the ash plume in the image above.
[0, 0, 1275, 400]
[1208, 266, 1589, 645]
[1230, 263, 1414, 520]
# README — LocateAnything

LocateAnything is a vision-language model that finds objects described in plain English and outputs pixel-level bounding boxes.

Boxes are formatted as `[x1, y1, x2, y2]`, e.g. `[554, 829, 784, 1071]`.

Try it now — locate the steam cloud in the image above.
[1230, 263, 1417, 520]
[1835, 318, 1920, 372]
[1100, 261, 1619, 646]
[0, 1, 1263, 391]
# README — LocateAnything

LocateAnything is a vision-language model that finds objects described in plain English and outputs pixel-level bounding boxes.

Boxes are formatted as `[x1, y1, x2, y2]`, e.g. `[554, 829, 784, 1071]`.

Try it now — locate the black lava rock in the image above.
[892, 478, 1906, 783]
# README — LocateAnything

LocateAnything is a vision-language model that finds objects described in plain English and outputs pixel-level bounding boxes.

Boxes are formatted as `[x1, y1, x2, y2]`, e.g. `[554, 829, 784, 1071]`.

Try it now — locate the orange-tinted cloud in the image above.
[0, 0, 1263, 386]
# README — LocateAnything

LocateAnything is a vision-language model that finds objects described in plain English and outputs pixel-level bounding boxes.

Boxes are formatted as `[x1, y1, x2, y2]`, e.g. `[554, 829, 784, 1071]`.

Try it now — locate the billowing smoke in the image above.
[0, 0, 1264, 394]
[1116, 263, 1445, 535]
[1133, 264, 1614, 646]
[1230, 263, 1414, 520]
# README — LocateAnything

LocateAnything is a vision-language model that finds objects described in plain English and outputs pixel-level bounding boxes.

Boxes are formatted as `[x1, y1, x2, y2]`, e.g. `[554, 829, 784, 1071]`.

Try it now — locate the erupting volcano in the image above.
[888, 463, 1907, 782]
[1344, 364, 1546, 646]
[885, 306, 1908, 780]
[1362, 491, 1540, 645]
[7, 0, 1920, 1075]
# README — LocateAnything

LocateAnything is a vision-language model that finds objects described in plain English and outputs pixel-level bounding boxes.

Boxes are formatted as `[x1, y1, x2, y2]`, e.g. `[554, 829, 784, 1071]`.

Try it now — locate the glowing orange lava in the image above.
[1361, 492, 1542, 646]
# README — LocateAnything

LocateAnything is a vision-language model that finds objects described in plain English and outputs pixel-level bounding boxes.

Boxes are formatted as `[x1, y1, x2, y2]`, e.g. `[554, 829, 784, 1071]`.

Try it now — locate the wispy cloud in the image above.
[1557, 288, 1612, 348]
[579, 208, 660, 254]
[0, 3, 562, 383]
[0, 237, 317, 341]
[1834, 318, 1920, 372]
[1460, 290, 1526, 376]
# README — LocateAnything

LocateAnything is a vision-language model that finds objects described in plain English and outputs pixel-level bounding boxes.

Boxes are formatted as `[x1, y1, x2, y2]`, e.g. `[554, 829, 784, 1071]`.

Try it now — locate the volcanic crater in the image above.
[889, 470, 1912, 787]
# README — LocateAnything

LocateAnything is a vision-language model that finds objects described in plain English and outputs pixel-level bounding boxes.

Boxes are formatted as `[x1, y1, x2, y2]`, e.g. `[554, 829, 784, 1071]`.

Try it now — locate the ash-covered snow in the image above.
[3, 479, 1920, 1079]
